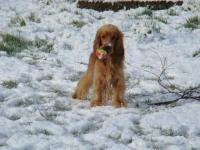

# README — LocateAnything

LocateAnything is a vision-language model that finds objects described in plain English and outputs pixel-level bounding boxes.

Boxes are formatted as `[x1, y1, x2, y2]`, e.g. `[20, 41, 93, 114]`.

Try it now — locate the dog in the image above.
[72, 24, 126, 107]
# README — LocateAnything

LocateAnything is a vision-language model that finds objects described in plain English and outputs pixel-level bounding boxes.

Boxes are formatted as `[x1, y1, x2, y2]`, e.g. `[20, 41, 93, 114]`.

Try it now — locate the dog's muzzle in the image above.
[102, 43, 112, 53]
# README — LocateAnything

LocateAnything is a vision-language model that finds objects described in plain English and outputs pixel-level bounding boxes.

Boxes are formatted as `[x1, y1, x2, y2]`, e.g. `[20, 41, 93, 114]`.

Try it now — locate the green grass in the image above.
[60, 7, 68, 12]
[34, 37, 54, 53]
[145, 20, 161, 33]
[20, 19, 26, 26]
[27, 128, 54, 136]
[154, 16, 168, 24]
[184, 16, 200, 29]
[9, 16, 26, 27]
[168, 9, 177, 16]
[193, 49, 200, 57]
[2, 80, 18, 89]
[8, 115, 21, 121]
[159, 127, 188, 137]
[9, 12, 40, 26]
[28, 12, 41, 23]
[46, 0, 53, 5]
[43, 74, 53, 80]
[71, 20, 86, 28]
[39, 129, 54, 136]
[143, 8, 153, 16]
[0, 34, 54, 55]
[133, 125, 145, 136]
[0, 34, 32, 55]
[160, 128, 176, 136]
[16, 101, 25, 107]
[138, 8, 153, 17]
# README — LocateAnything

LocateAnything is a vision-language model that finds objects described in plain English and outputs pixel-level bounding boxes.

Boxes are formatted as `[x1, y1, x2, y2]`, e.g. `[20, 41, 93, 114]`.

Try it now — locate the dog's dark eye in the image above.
[101, 35, 105, 39]
[112, 36, 116, 40]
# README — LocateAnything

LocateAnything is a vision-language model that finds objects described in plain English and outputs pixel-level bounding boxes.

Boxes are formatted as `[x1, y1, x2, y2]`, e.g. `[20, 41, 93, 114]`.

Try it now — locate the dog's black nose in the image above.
[103, 45, 112, 52]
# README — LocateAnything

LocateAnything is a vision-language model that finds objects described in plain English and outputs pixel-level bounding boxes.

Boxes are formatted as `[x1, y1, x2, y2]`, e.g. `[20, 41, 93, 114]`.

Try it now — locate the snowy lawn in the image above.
[0, 0, 200, 149]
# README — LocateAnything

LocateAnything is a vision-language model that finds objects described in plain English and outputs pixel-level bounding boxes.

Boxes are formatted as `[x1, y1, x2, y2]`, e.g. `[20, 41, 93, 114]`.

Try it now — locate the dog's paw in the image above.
[112, 100, 127, 108]
[72, 93, 77, 99]
[90, 99, 103, 107]
[72, 92, 84, 100]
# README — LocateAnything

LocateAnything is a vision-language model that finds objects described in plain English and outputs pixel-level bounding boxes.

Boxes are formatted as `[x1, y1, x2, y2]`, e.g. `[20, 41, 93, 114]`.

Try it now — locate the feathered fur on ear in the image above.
[112, 30, 124, 65]
[93, 29, 101, 53]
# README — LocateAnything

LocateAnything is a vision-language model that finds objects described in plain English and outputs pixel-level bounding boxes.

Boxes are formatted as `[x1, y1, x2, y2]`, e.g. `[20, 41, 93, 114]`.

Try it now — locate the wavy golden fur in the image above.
[72, 24, 126, 107]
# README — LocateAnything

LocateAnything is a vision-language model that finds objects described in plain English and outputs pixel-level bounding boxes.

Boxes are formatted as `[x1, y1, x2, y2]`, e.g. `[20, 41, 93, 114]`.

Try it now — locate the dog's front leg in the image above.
[111, 69, 126, 108]
[90, 60, 106, 107]
[72, 53, 95, 100]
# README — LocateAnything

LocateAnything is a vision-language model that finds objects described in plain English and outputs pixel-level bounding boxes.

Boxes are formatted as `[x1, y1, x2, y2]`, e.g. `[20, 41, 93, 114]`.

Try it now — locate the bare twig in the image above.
[76, 61, 88, 65]
[144, 54, 200, 105]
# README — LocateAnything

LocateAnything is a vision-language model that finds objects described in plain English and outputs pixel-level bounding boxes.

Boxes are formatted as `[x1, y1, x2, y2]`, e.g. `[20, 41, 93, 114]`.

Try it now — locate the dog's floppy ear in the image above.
[113, 30, 124, 65]
[93, 29, 101, 52]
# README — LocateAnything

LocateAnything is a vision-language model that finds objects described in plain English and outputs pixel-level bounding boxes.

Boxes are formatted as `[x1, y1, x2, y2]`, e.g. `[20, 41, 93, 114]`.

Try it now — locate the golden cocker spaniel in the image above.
[72, 24, 126, 107]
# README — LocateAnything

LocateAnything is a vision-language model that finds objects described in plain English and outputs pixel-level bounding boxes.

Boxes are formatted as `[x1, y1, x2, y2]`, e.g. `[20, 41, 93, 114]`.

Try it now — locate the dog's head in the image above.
[93, 24, 124, 63]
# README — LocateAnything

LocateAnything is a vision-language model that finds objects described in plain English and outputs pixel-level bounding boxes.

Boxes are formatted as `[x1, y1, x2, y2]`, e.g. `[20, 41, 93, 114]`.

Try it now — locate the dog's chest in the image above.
[104, 61, 115, 86]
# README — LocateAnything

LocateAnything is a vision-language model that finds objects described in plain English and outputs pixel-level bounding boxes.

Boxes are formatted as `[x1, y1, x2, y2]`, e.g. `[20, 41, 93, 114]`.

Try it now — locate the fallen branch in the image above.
[76, 61, 88, 65]
[144, 54, 200, 105]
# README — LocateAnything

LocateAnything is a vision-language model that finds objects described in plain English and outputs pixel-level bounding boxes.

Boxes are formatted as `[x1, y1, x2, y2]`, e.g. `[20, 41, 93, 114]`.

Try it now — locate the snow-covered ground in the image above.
[0, 0, 200, 149]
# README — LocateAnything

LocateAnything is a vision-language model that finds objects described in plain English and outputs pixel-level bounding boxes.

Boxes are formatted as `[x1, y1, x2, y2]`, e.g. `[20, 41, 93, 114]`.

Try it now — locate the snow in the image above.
[0, 0, 200, 149]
